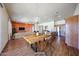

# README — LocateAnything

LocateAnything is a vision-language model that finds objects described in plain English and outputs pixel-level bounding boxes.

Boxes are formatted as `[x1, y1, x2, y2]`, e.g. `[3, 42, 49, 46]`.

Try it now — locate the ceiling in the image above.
[4, 3, 78, 24]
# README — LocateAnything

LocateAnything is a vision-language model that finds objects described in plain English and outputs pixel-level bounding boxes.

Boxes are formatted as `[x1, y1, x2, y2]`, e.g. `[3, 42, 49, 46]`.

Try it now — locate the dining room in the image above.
[0, 3, 79, 56]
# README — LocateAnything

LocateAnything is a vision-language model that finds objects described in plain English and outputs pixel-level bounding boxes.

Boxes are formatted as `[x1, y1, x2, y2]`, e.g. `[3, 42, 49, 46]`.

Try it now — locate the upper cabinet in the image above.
[65, 15, 79, 49]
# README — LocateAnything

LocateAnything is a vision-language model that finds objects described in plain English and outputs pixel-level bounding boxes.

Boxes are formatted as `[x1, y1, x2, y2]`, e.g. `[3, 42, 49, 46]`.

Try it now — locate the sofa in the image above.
[14, 32, 33, 39]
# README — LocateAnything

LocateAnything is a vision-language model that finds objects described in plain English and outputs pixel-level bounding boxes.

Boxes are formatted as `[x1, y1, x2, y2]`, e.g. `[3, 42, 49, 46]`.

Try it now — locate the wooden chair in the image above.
[31, 42, 37, 52]
[36, 40, 47, 52]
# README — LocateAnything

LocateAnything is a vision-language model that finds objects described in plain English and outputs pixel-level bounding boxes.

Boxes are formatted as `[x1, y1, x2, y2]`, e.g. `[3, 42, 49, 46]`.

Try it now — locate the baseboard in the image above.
[0, 40, 9, 54]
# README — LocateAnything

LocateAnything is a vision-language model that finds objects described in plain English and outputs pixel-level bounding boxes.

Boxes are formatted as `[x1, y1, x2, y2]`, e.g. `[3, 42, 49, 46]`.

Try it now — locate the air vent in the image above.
[0, 3, 3, 8]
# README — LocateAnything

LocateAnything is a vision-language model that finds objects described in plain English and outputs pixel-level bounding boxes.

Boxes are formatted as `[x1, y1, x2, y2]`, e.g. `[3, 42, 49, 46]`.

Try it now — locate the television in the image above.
[19, 27, 25, 30]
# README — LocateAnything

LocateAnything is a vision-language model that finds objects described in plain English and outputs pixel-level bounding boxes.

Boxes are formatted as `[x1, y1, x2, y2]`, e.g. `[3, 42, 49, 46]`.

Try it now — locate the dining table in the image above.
[23, 34, 50, 52]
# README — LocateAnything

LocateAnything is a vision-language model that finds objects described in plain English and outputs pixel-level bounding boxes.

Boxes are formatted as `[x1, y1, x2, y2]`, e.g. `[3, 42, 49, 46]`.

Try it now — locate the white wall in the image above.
[73, 4, 79, 15]
[0, 4, 9, 53]
[55, 20, 65, 25]
[55, 20, 65, 36]
[8, 20, 12, 40]
[38, 21, 55, 32]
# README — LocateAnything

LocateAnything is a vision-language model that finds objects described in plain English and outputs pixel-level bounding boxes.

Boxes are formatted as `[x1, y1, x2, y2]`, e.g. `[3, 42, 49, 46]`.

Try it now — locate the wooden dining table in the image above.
[23, 34, 49, 52]
[23, 34, 49, 44]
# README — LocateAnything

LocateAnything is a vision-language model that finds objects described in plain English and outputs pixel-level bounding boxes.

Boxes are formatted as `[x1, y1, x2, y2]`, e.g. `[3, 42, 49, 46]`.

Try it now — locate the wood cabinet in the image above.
[11, 21, 32, 32]
[65, 15, 79, 49]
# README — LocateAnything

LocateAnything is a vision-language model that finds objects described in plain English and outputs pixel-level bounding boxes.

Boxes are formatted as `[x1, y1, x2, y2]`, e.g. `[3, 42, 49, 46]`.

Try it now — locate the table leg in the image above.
[31, 43, 37, 52]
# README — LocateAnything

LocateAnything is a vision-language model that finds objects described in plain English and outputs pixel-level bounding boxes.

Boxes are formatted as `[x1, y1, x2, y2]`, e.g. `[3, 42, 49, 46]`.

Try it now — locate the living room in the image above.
[0, 3, 79, 56]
